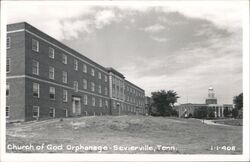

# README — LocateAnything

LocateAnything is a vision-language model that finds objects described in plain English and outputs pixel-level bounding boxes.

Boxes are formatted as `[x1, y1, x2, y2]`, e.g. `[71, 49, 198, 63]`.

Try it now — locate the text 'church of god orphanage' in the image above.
[6, 22, 146, 122]
[176, 86, 234, 118]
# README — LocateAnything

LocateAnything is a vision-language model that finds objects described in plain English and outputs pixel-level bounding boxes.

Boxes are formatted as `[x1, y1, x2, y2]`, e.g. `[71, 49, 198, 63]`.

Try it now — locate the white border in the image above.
[1, 0, 249, 161]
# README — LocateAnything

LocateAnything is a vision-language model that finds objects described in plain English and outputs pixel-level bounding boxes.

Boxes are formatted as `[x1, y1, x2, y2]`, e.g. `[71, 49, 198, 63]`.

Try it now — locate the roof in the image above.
[106, 67, 125, 78]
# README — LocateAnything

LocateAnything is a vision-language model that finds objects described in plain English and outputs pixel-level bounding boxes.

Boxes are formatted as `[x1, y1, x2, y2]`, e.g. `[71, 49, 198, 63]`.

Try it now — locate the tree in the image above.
[233, 93, 243, 118]
[223, 107, 231, 117]
[233, 93, 243, 110]
[193, 106, 208, 119]
[232, 108, 238, 118]
[151, 90, 179, 116]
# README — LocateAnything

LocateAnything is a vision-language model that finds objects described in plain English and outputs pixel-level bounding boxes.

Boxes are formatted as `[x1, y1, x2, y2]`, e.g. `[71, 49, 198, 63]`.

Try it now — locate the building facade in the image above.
[176, 87, 233, 118]
[106, 68, 145, 116]
[6, 22, 145, 122]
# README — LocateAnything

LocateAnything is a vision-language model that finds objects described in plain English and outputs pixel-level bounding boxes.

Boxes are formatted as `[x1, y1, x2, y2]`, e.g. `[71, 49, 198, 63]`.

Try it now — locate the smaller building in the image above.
[177, 87, 233, 118]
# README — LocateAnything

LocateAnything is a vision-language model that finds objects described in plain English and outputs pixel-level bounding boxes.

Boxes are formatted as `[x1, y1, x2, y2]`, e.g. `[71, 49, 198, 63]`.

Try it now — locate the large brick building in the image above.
[6, 22, 145, 122]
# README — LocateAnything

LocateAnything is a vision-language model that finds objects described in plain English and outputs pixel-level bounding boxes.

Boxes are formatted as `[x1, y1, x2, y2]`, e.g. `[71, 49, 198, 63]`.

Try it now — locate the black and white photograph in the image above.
[1, 0, 249, 161]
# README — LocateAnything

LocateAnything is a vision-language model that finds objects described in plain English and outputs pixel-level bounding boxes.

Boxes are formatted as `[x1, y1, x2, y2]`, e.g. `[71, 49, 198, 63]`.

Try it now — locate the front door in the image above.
[72, 97, 81, 116]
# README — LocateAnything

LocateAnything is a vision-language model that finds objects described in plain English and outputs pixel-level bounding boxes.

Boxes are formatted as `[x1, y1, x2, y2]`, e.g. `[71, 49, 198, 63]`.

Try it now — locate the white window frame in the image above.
[99, 98, 102, 107]
[98, 85, 102, 94]
[63, 89, 68, 102]
[7, 37, 11, 49]
[105, 100, 108, 108]
[91, 82, 95, 92]
[104, 87, 108, 96]
[6, 58, 11, 73]
[98, 72, 101, 79]
[62, 71, 67, 83]
[32, 60, 39, 75]
[84, 95, 88, 105]
[64, 109, 68, 117]
[83, 79, 87, 90]
[74, 81, 78, 92]
[6, 82, 10, 97]
[49, 66, 55, 80]
[104, 75, 108, 82]
[32, 39, 39, 52]
[49, 47, 55, 59]
[62, 54, 67, 64]
[33, 82, 40, 98]
[92, 97, 96, 107]
[49, 107, 55, 118]
[74, 59, 78, 71]
[6, 106, 10, 118]
[91, 68, 95, 76]
[83, 64, 87, 73]
[33, 106, 40, 118]
[49, 87, 56, 100]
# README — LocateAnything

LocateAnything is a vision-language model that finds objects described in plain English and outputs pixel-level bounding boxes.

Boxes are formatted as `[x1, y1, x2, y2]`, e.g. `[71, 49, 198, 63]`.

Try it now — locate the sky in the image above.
[5, 1, 247, 104]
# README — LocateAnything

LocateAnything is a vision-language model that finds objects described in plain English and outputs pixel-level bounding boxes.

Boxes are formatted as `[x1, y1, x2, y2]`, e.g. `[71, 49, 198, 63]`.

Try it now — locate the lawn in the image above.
[6, 115, 242, 154]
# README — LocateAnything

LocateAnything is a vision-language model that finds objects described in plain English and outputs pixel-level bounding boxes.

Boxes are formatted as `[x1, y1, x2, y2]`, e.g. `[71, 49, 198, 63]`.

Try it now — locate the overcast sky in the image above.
[6, 1, 246, 104]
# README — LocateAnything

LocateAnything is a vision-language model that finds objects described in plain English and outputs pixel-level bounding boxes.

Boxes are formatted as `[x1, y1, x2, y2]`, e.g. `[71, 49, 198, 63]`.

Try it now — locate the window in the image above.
[98, 72, 102, 79]
[98, 85, 102, 94]
[99, 99, 102, 107]
[6, 58, 11, 73]
[6, 106, 10, 118]
[83, 64, 87, 73]
[63, 109, 69, 118]
[104, 75, 108, 82]
[49, 87, 55, 100]
[62, 71, 67, 83]
[74, 81, 78, 92]
[49, 66, 55, 80]
[62, 54, 67, 64]
[49, 47, 55, 58]
[33, 83, 40, 98]
[112, 87, 115, 98]
[49, 108, 55, 118]
[91, 82, 95, 92]
[104, 87, 108, 96]
[63, 89, 68, 102]
[91, 68, 95, 76]
[83, 79, 87, 89]
[32, 39, 39, 52]
[92, 97, 95, 106]
[84, 95, 88, 105]
[7, 37, 11, 49]
[74, 59, 78, 71]
[105, 100, 108, 108]
[33, 106, 39, 118]
[32, 60, 39, 75]
[6, 83, 10, 97]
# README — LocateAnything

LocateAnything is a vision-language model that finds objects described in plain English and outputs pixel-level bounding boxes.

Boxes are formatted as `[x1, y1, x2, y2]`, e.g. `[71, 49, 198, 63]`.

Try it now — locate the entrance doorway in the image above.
[72, 97, 81, 116]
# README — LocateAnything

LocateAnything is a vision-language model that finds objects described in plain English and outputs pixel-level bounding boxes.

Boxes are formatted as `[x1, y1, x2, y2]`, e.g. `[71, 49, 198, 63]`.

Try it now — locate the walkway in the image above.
[197, 119, 233, 127]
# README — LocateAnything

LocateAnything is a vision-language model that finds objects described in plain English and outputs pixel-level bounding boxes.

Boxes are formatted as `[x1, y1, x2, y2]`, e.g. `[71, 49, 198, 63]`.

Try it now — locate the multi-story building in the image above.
[6, 22, 145, 122]
[106, 68, 145, 115]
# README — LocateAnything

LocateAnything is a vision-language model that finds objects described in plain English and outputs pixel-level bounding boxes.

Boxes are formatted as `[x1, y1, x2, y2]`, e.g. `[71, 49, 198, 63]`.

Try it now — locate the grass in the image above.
[6, 115, 242, 154]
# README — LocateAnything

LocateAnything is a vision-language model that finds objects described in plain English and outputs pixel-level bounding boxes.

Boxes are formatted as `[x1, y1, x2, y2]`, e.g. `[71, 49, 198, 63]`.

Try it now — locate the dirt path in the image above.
[198, 119, 233, 127]
[7, 119, 59, 131]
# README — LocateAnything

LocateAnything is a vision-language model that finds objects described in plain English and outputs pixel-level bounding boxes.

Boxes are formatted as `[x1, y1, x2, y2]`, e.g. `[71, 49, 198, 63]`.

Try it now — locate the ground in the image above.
[6, 115, 242, 154]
